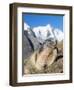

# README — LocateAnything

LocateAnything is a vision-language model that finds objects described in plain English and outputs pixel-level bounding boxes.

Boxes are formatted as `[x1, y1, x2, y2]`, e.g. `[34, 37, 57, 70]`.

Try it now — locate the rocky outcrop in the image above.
[23, 31, 41, 59]
[23, 31, 33, 59]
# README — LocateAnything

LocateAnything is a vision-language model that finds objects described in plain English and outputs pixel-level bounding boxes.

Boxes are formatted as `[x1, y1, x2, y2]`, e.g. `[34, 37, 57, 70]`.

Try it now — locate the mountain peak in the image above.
[24, 23, 64, 43]
[32, 24, 63, 43]
[24, 23, 30, 31]
[54, 28, 64, 42]
[46, 24, 52, 29]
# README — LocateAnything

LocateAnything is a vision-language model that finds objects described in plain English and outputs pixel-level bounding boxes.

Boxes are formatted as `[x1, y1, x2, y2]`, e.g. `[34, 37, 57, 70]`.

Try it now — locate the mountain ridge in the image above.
[24, 23, 64, 44]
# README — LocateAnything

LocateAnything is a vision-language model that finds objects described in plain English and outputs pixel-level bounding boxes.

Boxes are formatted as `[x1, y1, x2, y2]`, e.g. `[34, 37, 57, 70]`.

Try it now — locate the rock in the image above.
[28, 34, 40, 51]
[46, 58, 63, 73]
[23, 31, 41, 59]
[23, 31, 33, 59]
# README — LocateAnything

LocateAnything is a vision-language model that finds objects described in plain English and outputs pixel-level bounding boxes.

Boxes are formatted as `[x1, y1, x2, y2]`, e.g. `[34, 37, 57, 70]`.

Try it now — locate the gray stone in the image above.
[23, 31, 41, 60]
[28, 34, 40, 51]
[23, 31, 33, 59]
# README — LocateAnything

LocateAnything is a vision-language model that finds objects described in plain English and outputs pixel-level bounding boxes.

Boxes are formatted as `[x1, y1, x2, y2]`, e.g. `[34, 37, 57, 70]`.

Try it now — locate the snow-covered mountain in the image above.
[24, 23, 30, 31]
[53, 28, 64, 42]
[24, 23, 64, 43]
[33, 24, 53, 40]
[24, 23, 35, 36]
[33, 24, 64, 43]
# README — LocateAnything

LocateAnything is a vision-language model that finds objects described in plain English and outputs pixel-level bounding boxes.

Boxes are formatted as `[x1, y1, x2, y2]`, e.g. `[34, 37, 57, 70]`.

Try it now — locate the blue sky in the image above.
[23, 13, 63, 31]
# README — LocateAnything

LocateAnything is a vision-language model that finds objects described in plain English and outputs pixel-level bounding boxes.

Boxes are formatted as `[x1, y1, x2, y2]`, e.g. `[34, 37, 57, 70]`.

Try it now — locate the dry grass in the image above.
[24, 57, 63, 74]
[24, 41, 63, 74]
